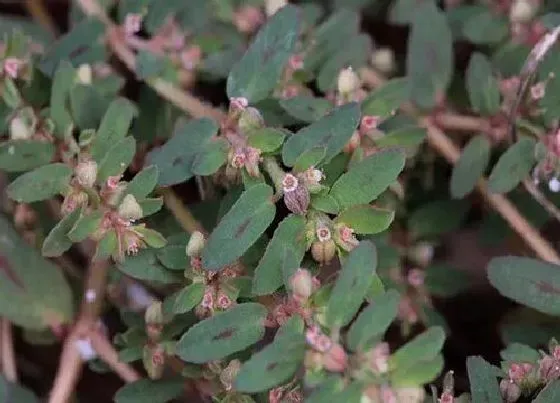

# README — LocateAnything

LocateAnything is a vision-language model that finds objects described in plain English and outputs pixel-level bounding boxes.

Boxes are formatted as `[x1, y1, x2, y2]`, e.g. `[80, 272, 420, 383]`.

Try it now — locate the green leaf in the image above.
[127, 165, 159, 200]
[534, 380, 560, 402]
[139, 198, 164, 217]
[227, 5, 300, 103]
[327, 241, 377, 327]
[94, 230, 117, 261]
[135, 227, 167, 249]
[389, 326, 445, 372]
[68, 210, 104, 242]
[96, 136, 137, 182]
[282, 103, 361, 166]
[7, 163, 72, 203]
[39, 18, 106, 76]
[462, 10, 509, 45]
[406, 2, 453, 109]
[374, 127, 426, 149]
[177, 303, 267, 363]
[336, 205, 395, 235]
[0, 375, 39, 403]
[347, 289, 400, 351]
[329, 149, 405, 209]
[117, 249, 180, 284]
[247, 128, 286, 153]
[252, 214, 307, 295]
[488, 137, 536, 194]
[70, 84, 110, 129]
[311, 192, 341, 214]
[408, 199, 469, 240]
[49, 61, 75, 138]
[172, 283, 205, 314]
[293, 147, 327, 173]
[202, 184, 276, 271]
[389, 0, 436, 25]
[466, 53, 501, 116]
[390, 353, 444, 387]
[450, 135, 491, 198]
[147, 117, 220, 186]
[42, 208, 82, 257]
[0, 216, 73, 329]
[136, 50, 166, 80]
[235, 317, 306, 393]
[488, 256, 560, 316]
[466, 356, 503, 403]
[425, 264, 473, 297]
[361, 78, 410, 119]
[90, 97, 138, 163]
[500, 343, 541, 364]
[157, 244, 188, 270]
[191, 138, 228, 176]
[114, 378, 184, 403]
[279, 96, 332, 123]
[0, 140, 55, 172]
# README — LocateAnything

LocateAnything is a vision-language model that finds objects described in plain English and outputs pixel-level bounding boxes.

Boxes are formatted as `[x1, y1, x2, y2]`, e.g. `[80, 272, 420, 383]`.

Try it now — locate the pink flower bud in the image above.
[282, 173, 299, 193]
[500, 379, 521, 403]
[316, 226, 331, 242]
[269, 387, 284, 403]
[321, 342, 347, 372]
[360, 115, 381, 132]
[75, 160, 97, 188]
[217, 292, 232, 310]
[290, 268, 314, 301]
[106, 176, 121, 190]
[334, 223, 359, 252]
[439, 391, 454, 403]
[180, 46, 202, 71]
[288, 54, 304, 71]
[407, 269, 425, 288]
[508, 362, 532, 382]
[531, 82, 546, 100]
[124, 13, 143, 36]
[3, 58, 22, 79]
[539, 355, 560, 381]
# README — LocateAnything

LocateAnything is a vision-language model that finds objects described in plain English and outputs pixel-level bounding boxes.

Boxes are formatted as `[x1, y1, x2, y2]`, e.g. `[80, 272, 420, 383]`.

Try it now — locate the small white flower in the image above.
[282, 173, 299, 193]
[230, 97, 249, 110]
[337, 67, 360, 95]
[549, 177, 560, 192]
[124, 13, 143, 36]
[85, 289, 96, 303]
[75, 338, 97, 361]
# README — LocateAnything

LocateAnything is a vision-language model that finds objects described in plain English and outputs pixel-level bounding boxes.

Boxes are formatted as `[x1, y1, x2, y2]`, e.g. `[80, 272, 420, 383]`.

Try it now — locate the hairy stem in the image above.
[159, 188, 205, 235]
[1, 319, 17, 382]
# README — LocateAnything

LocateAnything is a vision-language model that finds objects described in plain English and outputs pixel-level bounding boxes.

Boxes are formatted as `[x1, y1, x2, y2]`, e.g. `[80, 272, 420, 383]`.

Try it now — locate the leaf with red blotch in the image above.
[0, 215, 73, 329]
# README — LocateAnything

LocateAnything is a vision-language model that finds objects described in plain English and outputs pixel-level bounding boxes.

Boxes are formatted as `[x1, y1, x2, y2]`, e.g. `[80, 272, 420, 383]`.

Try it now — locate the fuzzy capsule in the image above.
[509, 0, 537, 23]
[61, 189, 88, 215]
[321, 342, 348, 372]
[9, 116, 32, 140]
[145, 301, 164, 342]
[311, 239, 336, 265]
[238, 107, 264, 133]
[371, 48, 395, 75]
[395, 387, 425, 403]
[143, 343, 165, 379]
[186, 231, 205, 257]
[337, 67, 360, 95]
[118, 194, 143, 221]
[74, 160, 97, 188]
[500, 379, 521, 403]
[290, 268, 314, 301]
[77, 64, 93, 85]
[283, 177, 310, 215]
[265, 0, 287, 16]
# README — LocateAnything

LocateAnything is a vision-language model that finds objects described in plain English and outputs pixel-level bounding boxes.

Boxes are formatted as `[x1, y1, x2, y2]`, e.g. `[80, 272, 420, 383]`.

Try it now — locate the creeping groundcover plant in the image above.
[6, 0, 560, 402]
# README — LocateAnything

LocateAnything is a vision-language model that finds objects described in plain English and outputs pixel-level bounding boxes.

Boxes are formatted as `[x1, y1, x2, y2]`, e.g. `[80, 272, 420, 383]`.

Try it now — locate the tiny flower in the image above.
[9, 116, 32, 140]
[124, 13, 143, 36]
[230, 149, 247, 169]
[408, 241, 435, 266]
[538, 355, 560, 381]
[322, 342, 348, 372]
[371, 47, 395, 75]
[290, 268, 314, 301]
[337, 67, 360, 95]
[230, 97, 248, 111]
[265, 0, 287, 17]
[282, 173, 299, 193]
[407, 269, 425, 288]
[316, 226, 331, 242]
[219, 359, 241, 391]
[334, 223, 360, 252]
[314, 334, 333, 353]
[508, 362, 533, 382]
[311, 239, 336, 264]
[143, 344, 165, 379]
[74, 160, 98, 188]
[244, 146, 262, 177]
[217, 292, 232, 309]
[201, 288, 214, 309]
[500, 378, 521, 403]
[439, 391, 454, 403]
[238, 107, 264, 133]
[186, 231, 205, 257]
[509, 0, 537, 24]
[61, 190, 88, 215]
[118, 194, 143, 221]
[288, 54, 304, 71]
[531, 82, 546, 100]
[123, 229, 145, 256]
[360, 115, 381, 132]
[269, 387, 284, 403]
[106, 175, 121, 191]
[77, 64, 92, 85]
[549, 177, 560, 192]
[3, 58, 22, 79]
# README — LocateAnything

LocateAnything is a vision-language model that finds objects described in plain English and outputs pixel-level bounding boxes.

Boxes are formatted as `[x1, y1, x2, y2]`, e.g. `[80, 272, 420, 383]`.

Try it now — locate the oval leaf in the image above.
[7, 163, 72, 203]
[488, 137, 536, 194]
[336, 205, 395, 235]
[450, 135, 491, 198]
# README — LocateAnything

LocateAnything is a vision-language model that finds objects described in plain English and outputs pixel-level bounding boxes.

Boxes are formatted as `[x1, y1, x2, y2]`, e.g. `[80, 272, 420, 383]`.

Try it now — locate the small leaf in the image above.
[329, 149, 406, 209]
[94, 230, 117, 261]
[466, 53, 501, 116]
[466, 356, 503, 403]
[177, 303, 267, 363]
[374, 127, 426, 149]
[488, 256, 560, 316]
[408, 199, 469, 240]
[425, 264, 473, 297]
[292, 147, 327, 173]
[390, 354, 444, 387]
[227, 5, 301, 103]
[172, 283, 205, 314]
[136, 50, 166, 79]
[139, 198, 164, 217]
[135, 227, 167, 249]
[311, 192, 341, 214]
[190, 139, 228, 176]
[90, 97, 138, 162]
[462, 10, 509, 45]
[406, 2, 453, 109]
[252, 215, 307, 295]
[488, 137, 536, 194]
[534, 380, 560, 402]
[49, 61, 74, 137]
[279, 96, 332, 123]
[361, 78, 410, 119]
[202, 184, 276, 271]
[7, 163, 72, 203]
[157, 245, 188, 270]
[117, 249, 180, 284]
[0, 140, 55, 172]
[327, 241, 377, 327]
[282, 103, 361, 166]
[347, 289, 400, 351]
[450, 135, 491, 198]
[114, 378, 184, 403]
[147, 118, 220, 186]
[336, 205, 395, 235]
[42, 208, 82, 257]
[68, 210, 103, 242]
[126, 165, 159, 200]
[70, 84, 110, 129]
[235, 318, 305, 393]
[389, 326, 446, 372]
[247, 128, 286, 153]
[96, 136, 136, 183]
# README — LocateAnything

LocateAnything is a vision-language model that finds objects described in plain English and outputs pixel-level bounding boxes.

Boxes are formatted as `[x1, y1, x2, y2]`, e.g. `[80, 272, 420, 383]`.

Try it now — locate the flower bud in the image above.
[3, 58, 22, 79]
[9, 116, 32, 140]
[74, 160, 97, 188]
[77, 64, 92, 85]
[186, 231, 205, 257]
[230, 97, 249, 112]
[145, 301, 164, 341]
[322, 343, 347, 372]
[311, 239, 336, 265]
[106, 182, 127, 206]
[337, 67, 360, 95]
[290, 269, 314, 301]
[61, 189, 88, 215]
[343, 130, 361, 153]
[300, 167, 323, 193]
[500, 379, 521, 403]
[283, 176, 309, 215]
[244, 147, 262, 177]
[333, 223, 359, 252]
[238, 107, 264, 134]
[510, 0, 537, 23]
[143, 343, 165, 379]
[407, 241, 434, 266]
[371, 48, 395, 75]
[538, 355, 560, 381]
[395, 387, 425, 403]
[265, 0, 287, 16]
[407, 268, 425, 288]
[219, 359, 241, 391]
[124, 13, 143, 36]
[118, 194, 143, 221]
